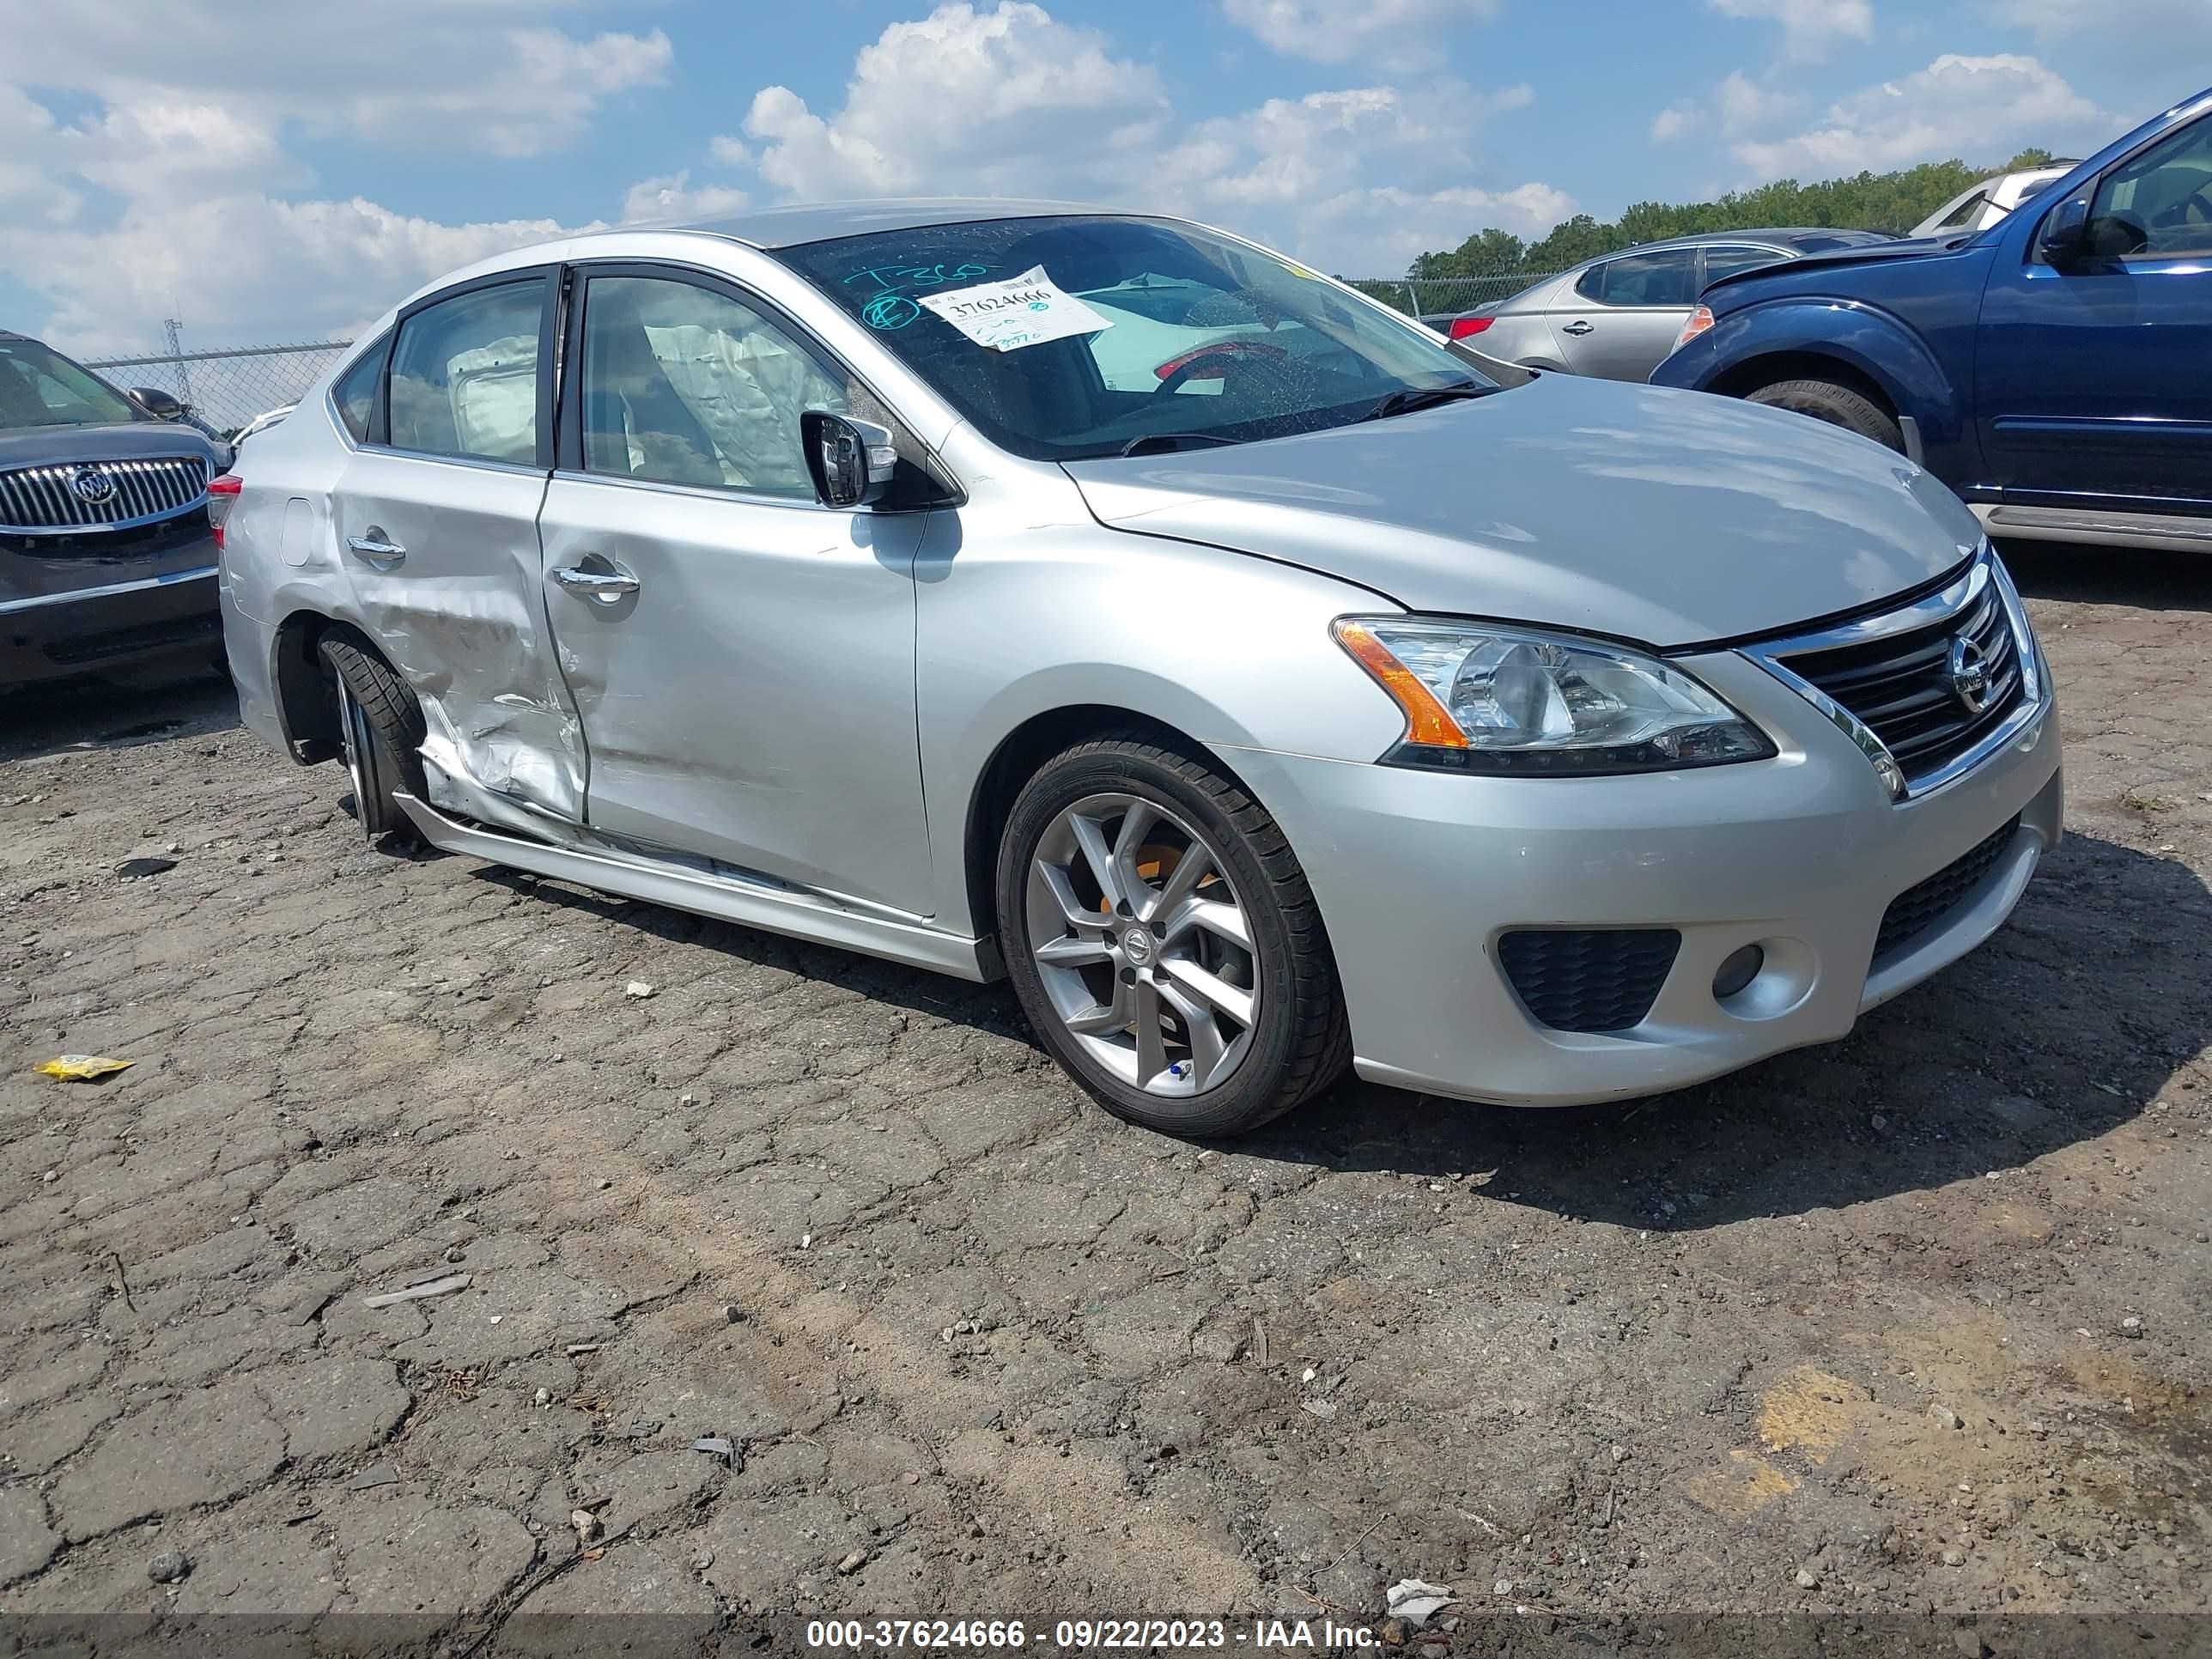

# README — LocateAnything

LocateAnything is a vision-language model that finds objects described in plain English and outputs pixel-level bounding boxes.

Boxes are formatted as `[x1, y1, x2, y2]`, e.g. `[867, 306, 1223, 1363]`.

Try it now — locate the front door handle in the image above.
[346, 529, 405, 566]
[552, 563, 642, 604]
[1560, 320, 1595, 336]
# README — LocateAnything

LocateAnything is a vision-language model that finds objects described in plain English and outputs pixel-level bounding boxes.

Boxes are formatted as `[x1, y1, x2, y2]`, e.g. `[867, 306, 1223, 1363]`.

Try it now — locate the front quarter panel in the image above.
[912, 444, 1407, 933]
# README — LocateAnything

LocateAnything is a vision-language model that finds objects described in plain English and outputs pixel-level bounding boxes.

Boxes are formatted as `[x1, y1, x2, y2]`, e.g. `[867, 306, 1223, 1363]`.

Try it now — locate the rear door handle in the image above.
[552, 563, 641, 604]
[1561, 320, 1595, 336]
[346, 529, 405, 566]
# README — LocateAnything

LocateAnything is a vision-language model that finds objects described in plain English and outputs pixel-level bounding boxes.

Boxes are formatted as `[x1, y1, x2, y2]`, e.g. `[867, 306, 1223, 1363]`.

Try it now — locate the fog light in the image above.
[1713, 944, 1765, 1000]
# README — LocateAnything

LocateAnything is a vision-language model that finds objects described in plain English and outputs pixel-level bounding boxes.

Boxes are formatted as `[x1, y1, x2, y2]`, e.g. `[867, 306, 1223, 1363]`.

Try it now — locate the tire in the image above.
[1744, 377, 1905, 453]
[318, 635, 427, 845]
[995, 732, 1351, 1138]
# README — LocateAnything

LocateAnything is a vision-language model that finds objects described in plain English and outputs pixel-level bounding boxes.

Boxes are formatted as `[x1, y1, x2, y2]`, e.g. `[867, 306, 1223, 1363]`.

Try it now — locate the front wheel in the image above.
[995, 734, 1350, 1138]
[1743, 377, 1905, 453]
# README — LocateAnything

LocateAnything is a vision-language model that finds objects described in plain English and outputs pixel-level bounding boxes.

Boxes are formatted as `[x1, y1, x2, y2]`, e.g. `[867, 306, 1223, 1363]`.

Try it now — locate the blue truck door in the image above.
[1975, 111, 2212, 516]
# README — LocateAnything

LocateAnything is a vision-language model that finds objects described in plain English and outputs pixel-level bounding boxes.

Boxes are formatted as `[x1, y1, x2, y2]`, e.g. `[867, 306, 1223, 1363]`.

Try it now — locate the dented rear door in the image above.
[331, 266, 588, 823]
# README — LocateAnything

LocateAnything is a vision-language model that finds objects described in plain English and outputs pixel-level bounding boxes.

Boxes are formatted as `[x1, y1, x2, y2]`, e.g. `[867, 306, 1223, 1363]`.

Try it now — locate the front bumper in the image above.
[0, 556, 222, 688]
[1222, 648, 2063, 1107]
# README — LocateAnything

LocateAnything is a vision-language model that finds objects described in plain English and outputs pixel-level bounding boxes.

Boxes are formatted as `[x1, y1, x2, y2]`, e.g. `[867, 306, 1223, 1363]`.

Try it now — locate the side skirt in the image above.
[1975, 501, 2212, 552]
[392, 791, 1000, 982]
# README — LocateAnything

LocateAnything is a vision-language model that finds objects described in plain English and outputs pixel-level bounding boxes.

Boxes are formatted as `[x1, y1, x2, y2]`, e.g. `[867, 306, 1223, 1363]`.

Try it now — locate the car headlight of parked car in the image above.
[1334, 617, 1777, 775]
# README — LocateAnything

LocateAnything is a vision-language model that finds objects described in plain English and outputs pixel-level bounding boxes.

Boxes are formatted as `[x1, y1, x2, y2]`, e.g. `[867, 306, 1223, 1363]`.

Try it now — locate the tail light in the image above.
[1447, 316, 1492, 341]
[206, 472, 242, 550]
[1674, 305, 1715, 352]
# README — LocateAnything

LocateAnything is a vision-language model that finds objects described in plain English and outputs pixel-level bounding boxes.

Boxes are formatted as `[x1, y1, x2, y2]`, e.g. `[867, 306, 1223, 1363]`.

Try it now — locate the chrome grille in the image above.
[0, 456, 210, 532]
[1752, 551, 2038, 795]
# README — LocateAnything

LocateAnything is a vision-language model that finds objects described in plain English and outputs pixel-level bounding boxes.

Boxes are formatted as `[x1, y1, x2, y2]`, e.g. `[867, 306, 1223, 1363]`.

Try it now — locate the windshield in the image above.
[0, 337, 142, 430]
[776, 216, 1496, 461]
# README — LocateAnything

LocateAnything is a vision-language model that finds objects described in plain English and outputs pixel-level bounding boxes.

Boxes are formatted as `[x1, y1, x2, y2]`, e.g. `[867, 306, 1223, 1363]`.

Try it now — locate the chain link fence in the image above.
[81, 341, 354, 440]
[77, 274, 1558, 438]
[1346, 270, 1562, 319]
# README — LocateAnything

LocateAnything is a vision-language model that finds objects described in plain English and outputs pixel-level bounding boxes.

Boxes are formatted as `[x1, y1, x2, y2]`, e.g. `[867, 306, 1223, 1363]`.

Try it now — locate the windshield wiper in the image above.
[1358, 383, 1496, 423]
[1119, 432, 1239, 458]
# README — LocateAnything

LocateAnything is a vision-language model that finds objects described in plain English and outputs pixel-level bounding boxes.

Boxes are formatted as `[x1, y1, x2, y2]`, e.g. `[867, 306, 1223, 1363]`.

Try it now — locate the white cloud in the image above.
[1221, 0, 1502, 69]
[0, 1, 671, 159]
[0, 0, 1571, 352]
[1714, 69, 1803, 135]
[734, 5, 1565, 270]
[1707, 0, 1874, 62]
[621, 173, 751, 225]
[14, 197, 584, 357]
[1651, 101, 1705, 143]
[0, 2, 667, 352]
[1732, 53, 2118, 179]
[744, 3, 1167, 200]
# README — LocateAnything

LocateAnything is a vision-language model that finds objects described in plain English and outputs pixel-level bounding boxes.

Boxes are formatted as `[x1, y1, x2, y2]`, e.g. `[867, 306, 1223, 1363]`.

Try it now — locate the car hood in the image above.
[1702, 235, 1958, 301]
[0, 420, 222, 471]
[1061, 374, 1984, 647]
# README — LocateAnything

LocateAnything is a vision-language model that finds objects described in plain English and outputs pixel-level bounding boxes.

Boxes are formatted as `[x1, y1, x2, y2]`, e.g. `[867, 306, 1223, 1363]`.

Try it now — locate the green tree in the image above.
[1382, 152, 2042, 283]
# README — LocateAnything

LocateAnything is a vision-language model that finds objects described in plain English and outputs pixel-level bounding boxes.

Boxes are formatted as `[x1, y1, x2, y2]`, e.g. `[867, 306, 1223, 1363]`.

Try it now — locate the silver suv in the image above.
[220, 203, 2061, 1136]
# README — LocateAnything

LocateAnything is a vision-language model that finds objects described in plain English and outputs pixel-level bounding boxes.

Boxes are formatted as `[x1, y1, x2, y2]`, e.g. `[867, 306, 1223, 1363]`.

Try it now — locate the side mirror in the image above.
[2037, 193, 2092, 266]
[801, 410, 897, 509]
[130, 386, 186, 420]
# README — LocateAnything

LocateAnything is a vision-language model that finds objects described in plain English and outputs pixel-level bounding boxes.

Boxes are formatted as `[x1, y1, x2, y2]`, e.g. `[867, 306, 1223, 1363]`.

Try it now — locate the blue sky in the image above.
[0, 0, 2202, 354]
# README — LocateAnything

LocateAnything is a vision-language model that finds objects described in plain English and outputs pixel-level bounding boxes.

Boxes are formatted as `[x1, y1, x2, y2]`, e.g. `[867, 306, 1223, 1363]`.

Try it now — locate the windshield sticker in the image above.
[1281, 260, 1324, 281]
[917, 266, 1114, 352]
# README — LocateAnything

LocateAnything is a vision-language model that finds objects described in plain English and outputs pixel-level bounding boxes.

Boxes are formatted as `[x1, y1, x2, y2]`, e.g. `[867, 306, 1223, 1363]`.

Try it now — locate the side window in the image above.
[1597, 250, 1698, 307]
[1572, 263, 1607, 302]
[388, 282, 544, 464]
[332, 334, 388, 443]
[579, 274, 846, 499]
[2086, 118, 2212, 259]
[1932, 191, 1991, 234]
[1702, 246, 1783, 283]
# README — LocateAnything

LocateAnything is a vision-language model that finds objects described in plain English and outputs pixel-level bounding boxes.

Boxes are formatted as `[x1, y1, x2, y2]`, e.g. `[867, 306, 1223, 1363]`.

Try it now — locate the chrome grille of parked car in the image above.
[0, 456, 210, 532]
[1769, 561, 2027, 787]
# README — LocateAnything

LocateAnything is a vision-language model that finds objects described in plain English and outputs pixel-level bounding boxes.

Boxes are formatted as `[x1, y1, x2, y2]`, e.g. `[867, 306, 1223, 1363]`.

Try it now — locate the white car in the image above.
[233, 403, 296, 445]
[1911, 165, 2076, 238]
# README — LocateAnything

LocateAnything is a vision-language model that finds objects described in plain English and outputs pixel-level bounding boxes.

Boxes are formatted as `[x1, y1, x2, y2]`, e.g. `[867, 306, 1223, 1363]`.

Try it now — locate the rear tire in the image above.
[319, 635, 426, 845]
[1744, 377, 1905, 453]
[995, 733, 1351, 1139]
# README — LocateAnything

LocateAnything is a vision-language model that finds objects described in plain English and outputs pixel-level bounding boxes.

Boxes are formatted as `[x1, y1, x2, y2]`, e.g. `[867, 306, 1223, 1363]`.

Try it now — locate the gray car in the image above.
[1457, 229, 1897, 380]
[219, 203, 2060, 1137]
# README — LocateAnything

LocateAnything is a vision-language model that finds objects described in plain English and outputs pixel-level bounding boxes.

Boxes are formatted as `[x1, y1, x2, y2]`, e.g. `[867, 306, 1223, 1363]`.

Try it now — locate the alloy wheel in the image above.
[1023, 791, 1261, 1097]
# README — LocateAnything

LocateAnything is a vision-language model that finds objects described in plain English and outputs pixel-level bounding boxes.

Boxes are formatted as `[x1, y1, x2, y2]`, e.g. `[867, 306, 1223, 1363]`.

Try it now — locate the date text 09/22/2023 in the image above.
[805, 1619, 1394, 1650]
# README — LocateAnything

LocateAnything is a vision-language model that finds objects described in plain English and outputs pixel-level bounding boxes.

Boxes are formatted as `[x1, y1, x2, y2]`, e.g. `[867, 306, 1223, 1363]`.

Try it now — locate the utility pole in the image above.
[162, 317, 195, 410]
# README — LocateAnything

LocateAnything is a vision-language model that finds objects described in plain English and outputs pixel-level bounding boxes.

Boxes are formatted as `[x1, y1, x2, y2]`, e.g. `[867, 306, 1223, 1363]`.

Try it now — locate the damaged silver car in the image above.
[219, 203, 2060, 1137]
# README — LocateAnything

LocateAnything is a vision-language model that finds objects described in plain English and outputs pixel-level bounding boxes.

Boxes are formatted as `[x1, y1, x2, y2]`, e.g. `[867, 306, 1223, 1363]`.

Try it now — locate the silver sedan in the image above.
[217, 202, 2059, 1136]
[1453, 228, 1896, 380]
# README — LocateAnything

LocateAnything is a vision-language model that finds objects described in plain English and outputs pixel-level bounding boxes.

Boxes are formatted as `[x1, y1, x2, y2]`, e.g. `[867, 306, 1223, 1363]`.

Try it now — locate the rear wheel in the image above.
[995, 734, 1350, 1138]
[318, 635, 426, 844]
[1744, 377, 1905, 453]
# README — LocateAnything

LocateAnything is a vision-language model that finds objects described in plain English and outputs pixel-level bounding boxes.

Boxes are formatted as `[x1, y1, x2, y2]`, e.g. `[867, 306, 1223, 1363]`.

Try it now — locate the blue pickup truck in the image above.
[1651, 86, 2212, 555]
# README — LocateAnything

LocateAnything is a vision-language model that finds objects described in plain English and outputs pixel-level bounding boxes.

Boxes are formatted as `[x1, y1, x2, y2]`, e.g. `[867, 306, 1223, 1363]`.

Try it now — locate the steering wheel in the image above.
[1154, 339, 1293, 394]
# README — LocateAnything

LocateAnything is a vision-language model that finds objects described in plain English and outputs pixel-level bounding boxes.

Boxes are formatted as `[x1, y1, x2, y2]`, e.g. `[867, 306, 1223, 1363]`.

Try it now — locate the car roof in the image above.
[591, 198, 1120, 250]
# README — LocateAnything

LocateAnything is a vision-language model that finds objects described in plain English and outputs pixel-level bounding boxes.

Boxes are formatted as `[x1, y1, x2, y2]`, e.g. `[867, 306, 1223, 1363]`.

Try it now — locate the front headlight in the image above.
[1334, 617, 1776, 774]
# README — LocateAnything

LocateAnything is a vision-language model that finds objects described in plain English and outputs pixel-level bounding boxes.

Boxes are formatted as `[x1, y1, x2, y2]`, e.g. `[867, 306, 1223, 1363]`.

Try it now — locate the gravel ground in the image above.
[0, 543, 2205, 1650]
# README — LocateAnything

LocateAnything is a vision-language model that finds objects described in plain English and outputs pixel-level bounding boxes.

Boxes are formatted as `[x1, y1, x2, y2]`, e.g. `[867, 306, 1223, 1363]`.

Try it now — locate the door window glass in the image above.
[388, 282, 544, 464]
[1595, 250, 1697, 307]
[1572, 263, 1607, 302]
[580, 275, 846, 499]
[332, 334, 387, 442]
[1702, 246, 1784, 283]
[2087, 118, 2212, 259]
[1931, 191, 1991, 233]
